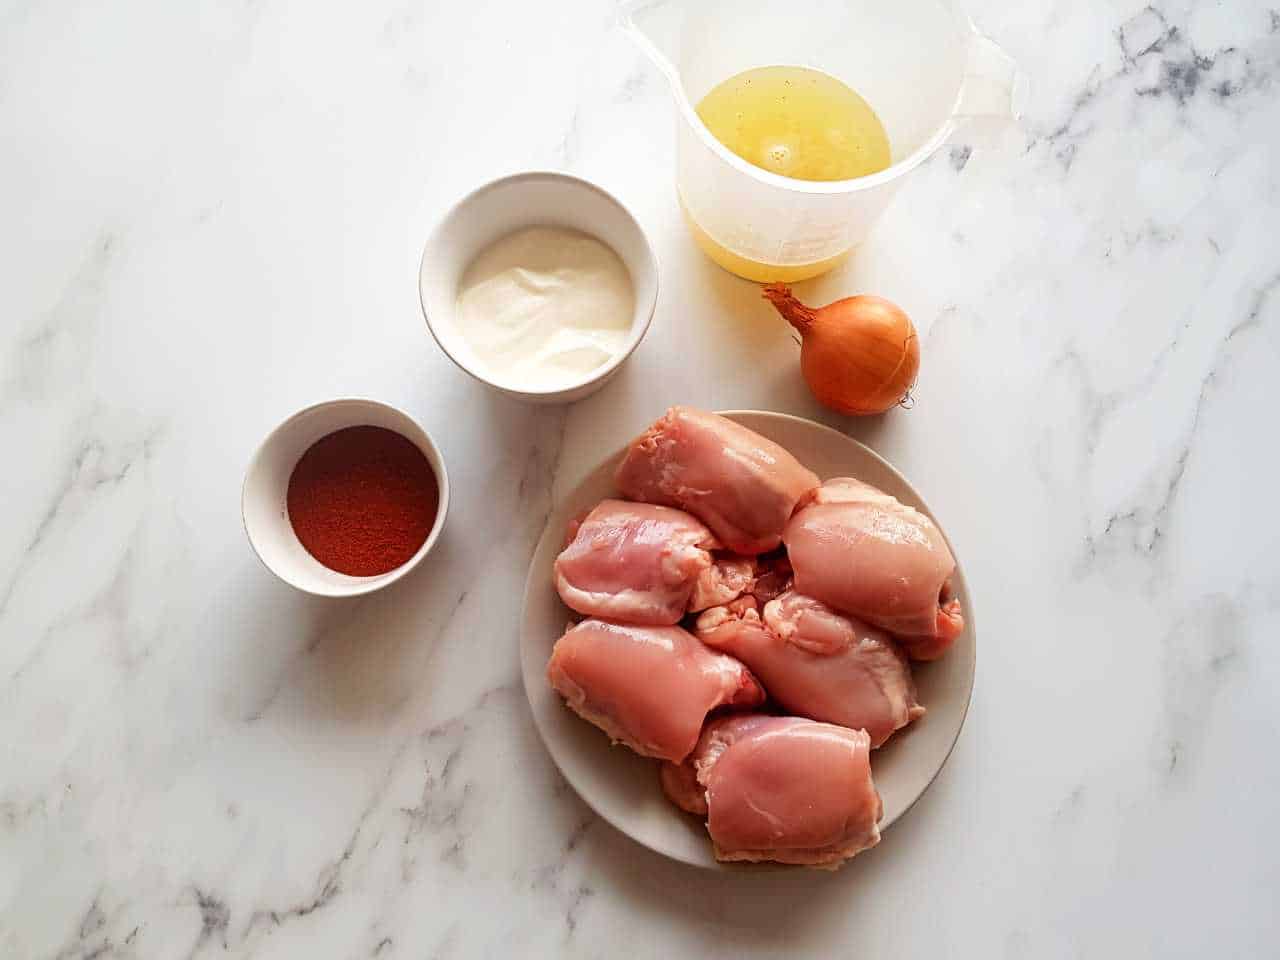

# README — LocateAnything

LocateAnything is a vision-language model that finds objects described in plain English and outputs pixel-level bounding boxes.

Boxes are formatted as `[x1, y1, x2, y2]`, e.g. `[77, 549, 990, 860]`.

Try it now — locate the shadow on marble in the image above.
[226, 530, 465, 730]
[570, 738, 969, 946]
[681, 237, 903, 453]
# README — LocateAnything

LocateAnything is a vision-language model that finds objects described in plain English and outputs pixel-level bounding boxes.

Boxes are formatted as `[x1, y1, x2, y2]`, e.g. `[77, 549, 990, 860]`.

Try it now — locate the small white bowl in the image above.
[242, 398, 449, 597]
[418, 171, 659, 404]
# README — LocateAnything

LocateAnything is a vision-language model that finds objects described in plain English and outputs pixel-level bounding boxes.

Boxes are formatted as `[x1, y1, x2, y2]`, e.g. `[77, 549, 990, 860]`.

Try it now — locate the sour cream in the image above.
[454, 226, 635, 390]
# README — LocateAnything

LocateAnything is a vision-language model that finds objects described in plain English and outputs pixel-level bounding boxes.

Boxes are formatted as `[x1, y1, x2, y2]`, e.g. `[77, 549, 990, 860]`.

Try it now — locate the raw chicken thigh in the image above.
[546, 619, 765, 762]
[616, 407, 819, 555]
[687, 555, 756, 612]
[661, 714, 882, 868]
[687, 550, 794, 613]
[696, 590, 923, 747]
[784, 478, 964, 659]
[555, 499, 717, 625]
[748, 550, 793, 603]
[660, 753, 709, 816]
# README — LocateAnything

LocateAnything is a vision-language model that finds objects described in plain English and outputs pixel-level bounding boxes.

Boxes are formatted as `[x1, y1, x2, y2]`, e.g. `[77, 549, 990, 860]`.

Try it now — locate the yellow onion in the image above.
[763, 283, 919, 415]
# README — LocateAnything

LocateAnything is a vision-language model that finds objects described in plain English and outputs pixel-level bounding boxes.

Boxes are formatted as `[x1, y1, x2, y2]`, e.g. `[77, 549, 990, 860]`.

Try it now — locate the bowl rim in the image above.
[418, 170, 660, 400]
[241, 396, 451, 597]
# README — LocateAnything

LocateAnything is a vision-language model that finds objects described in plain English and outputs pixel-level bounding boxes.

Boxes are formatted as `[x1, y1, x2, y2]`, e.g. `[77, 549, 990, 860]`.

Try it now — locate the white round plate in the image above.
[519, 411, 976, 869]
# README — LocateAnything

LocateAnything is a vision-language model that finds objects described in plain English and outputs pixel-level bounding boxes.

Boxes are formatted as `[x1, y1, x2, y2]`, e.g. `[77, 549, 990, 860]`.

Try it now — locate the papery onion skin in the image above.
[763, 284, 919, 416]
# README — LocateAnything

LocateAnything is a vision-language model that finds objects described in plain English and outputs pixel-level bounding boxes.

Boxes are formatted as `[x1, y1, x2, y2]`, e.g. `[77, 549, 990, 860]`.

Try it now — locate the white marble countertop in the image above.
[3, 1, 1278, 956]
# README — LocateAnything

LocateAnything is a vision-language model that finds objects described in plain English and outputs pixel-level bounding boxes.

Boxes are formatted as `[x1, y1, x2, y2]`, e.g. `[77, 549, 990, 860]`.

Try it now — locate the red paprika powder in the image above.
[287, 426, 439, 576]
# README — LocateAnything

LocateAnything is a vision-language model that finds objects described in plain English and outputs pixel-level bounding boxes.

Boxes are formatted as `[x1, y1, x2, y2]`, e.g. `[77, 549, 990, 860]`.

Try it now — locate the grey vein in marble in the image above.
[1079, 263, 1278, 565]
[1031, 4, 1279, 170]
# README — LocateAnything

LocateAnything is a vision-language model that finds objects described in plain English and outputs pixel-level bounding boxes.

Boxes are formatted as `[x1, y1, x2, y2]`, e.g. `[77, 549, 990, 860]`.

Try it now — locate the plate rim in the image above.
[519, 409, 977, 870]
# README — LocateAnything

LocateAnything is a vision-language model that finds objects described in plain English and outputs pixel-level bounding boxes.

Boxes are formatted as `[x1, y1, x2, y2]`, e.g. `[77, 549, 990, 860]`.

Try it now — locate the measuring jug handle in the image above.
[955, 29, 1027, 122]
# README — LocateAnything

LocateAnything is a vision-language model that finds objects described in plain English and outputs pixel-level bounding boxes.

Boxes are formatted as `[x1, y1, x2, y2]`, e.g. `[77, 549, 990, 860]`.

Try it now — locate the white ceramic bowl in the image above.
[520, 411, 976, 869]
[418, 171, 659, 404]
[242, 398, 449, 597]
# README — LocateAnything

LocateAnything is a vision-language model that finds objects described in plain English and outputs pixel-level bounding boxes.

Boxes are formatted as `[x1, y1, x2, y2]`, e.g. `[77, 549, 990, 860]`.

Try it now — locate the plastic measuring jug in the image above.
[621, 0, 1024, 282]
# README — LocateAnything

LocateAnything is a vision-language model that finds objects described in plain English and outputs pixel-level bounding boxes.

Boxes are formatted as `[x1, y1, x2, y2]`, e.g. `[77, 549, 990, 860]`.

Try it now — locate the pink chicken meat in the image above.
[616, 407, 819, 555]
[661, 714, 882, 868]
[687, 550, 794, 613]
[555, 500, 717, 625]
[687, 555, 757, 612]
[784, 477, 964, 659]
[695, 589, 924, 747]
[546, 619, 765, 763]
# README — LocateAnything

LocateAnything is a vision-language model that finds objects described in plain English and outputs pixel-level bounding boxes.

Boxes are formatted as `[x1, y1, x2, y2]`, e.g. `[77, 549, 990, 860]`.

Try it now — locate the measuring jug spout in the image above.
[619, 0, 685, 92]
[956, 28, 1027, 124]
